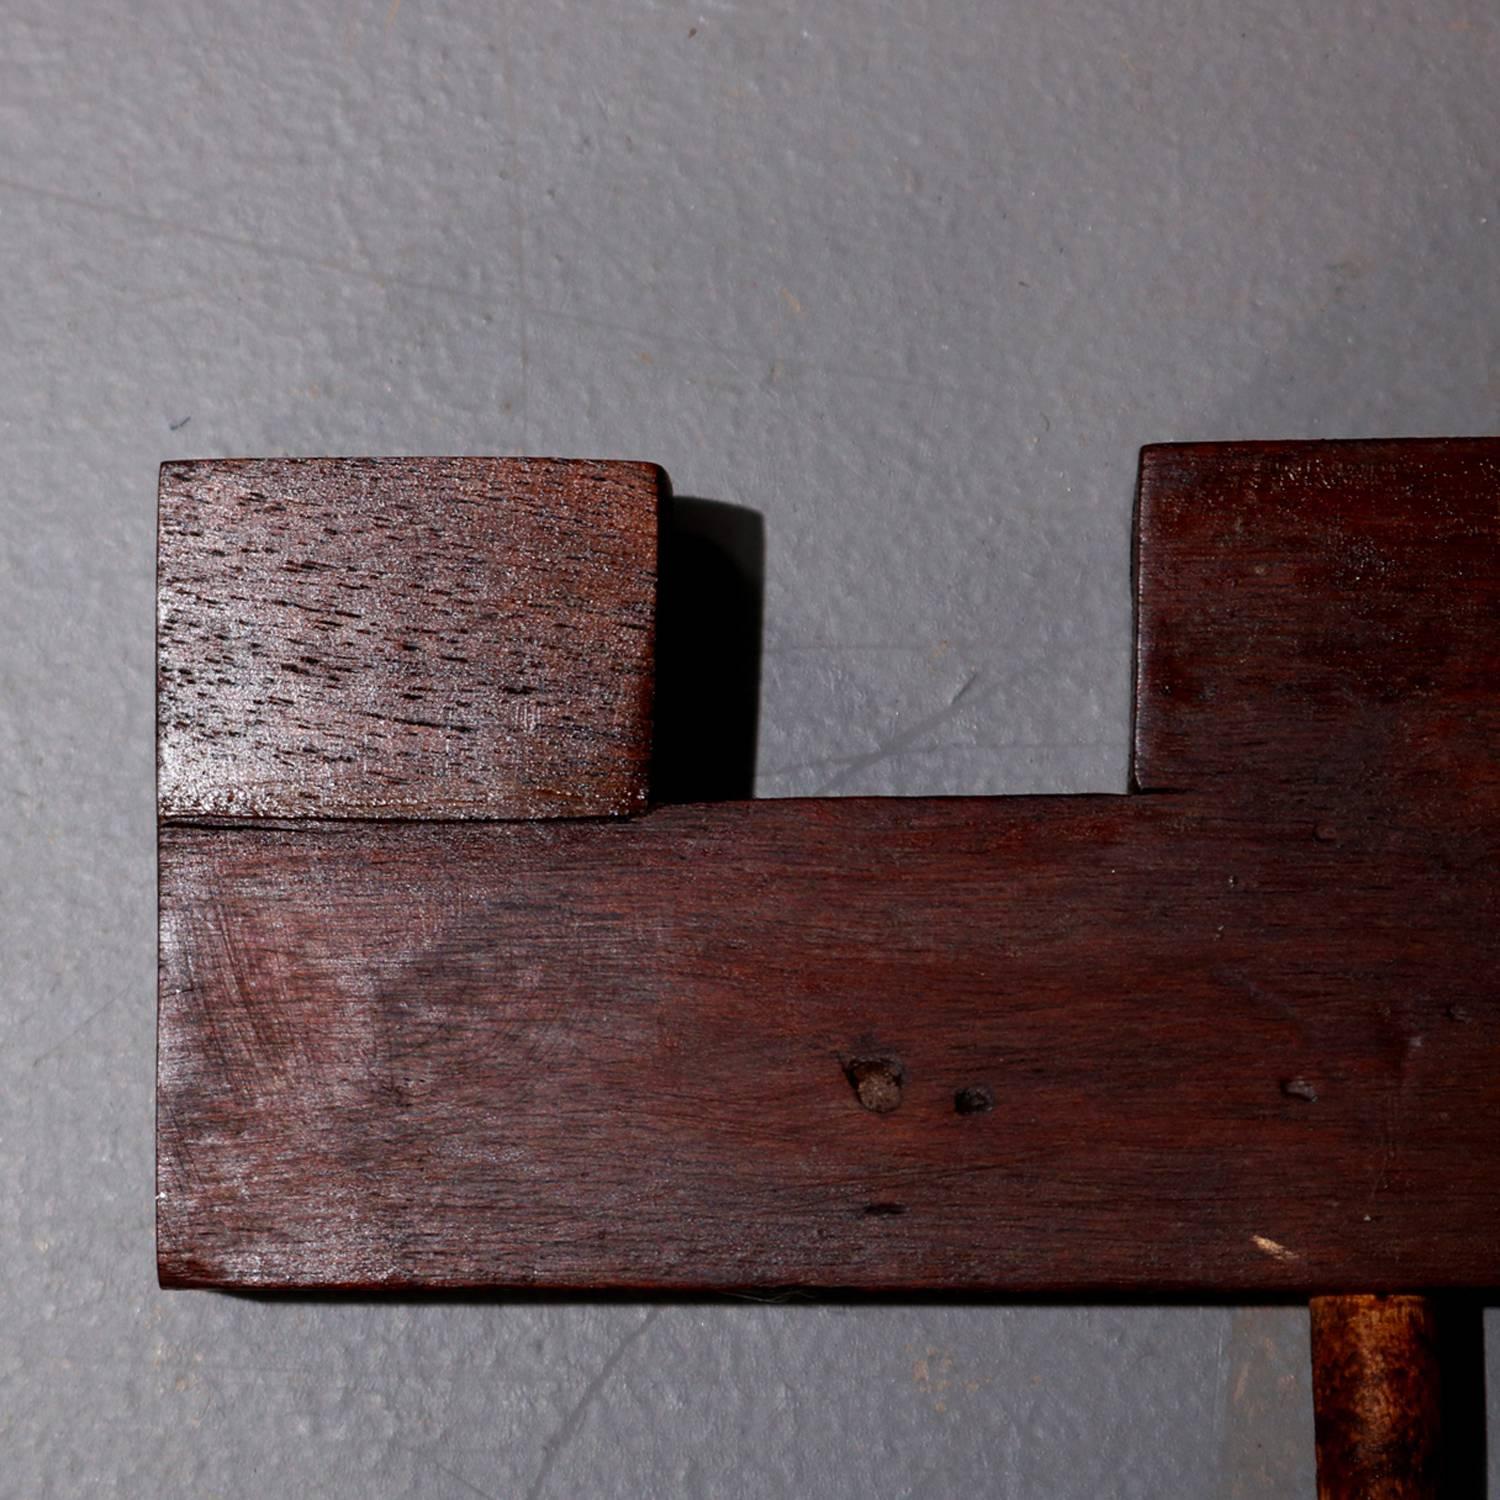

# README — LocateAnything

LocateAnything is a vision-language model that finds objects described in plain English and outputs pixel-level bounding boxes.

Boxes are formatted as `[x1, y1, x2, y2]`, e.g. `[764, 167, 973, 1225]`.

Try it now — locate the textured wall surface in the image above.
[2, 1, 1497, 1494]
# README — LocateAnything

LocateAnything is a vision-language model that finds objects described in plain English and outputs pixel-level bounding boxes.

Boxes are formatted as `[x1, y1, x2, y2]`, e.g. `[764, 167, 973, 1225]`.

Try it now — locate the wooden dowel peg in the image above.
[1310, 1294, 1442, 1500]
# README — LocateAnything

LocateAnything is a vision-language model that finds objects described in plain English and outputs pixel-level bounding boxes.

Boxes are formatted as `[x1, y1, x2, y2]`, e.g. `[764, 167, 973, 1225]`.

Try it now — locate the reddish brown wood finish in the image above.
[158, 795, 1495, 1291]
[1310, 1295, 1442, 1498]
[1135, 440, 1500, 814]
[157, 457, 662, 820]
[157, 439, 1500, 1292]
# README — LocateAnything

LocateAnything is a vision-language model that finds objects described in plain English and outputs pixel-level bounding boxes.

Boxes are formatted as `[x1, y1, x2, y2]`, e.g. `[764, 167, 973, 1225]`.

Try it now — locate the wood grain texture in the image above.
[1310, 1295, 1442, 1498]
[157, 457, 662, 820]
[158, 791, 1496, 1292]
[1133, 437, 1500, 808]
[156, 438, 1500, 1292]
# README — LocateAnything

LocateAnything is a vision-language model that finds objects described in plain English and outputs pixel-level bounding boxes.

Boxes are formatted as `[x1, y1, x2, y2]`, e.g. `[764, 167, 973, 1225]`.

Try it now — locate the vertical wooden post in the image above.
[1310, 1295, 1442, 1499]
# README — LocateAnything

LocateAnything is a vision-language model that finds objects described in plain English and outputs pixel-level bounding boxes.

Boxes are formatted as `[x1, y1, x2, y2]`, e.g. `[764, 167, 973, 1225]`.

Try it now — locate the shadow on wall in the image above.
[1435, 1296, 1488, 1500]
[651, 494, 764, 804]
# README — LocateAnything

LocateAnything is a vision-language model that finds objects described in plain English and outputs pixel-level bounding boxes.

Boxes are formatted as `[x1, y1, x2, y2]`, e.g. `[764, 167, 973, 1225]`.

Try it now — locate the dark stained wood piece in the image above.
[156, 439, 1500, 1292]
[157, 457, 663, 821]
[156, 792, 1496, 1292]
[1310, 1294, 1442, 1498]
[1134, 440, 1500, 809]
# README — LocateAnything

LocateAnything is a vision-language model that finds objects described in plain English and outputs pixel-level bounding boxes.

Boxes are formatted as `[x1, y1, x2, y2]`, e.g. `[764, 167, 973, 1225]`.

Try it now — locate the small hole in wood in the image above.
[954, 1085, 995, 1116]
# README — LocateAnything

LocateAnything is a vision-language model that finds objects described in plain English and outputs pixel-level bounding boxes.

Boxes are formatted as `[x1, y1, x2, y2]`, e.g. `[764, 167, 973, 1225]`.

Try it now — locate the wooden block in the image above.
[156, 439, 1500, 1293]
[1133, 438, 1500, 805]
[157, 457, 663, 820]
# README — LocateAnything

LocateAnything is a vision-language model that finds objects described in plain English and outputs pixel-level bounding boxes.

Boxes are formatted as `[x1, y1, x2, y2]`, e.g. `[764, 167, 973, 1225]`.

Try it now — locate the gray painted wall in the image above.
[3, 1, 1495, 1493]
